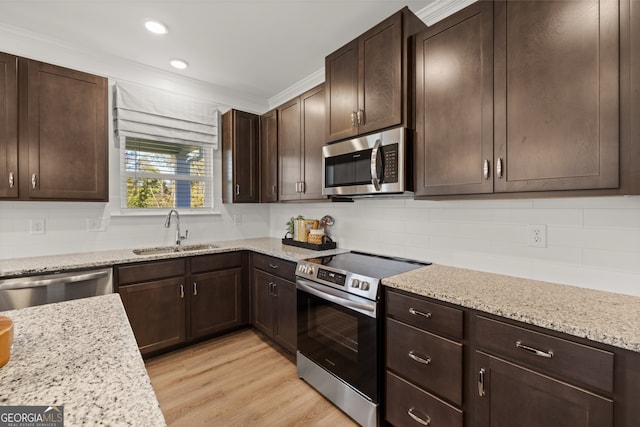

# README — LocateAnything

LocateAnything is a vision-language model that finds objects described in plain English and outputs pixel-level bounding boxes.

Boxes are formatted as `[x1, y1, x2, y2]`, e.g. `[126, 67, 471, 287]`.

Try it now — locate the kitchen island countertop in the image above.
[383, 264, 640, 353]
[0, 294, 166, 426]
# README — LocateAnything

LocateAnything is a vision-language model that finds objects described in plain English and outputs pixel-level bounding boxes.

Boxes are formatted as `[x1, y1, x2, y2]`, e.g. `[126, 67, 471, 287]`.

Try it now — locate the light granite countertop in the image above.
[382, 264, 640, 353]
[0, 293, 166, 426]
[0, 237, 348, 278]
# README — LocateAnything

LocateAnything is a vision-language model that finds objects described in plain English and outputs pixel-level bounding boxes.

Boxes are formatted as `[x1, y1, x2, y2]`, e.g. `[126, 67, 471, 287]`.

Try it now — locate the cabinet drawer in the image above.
[251, 253, 296, 281]
[386, 371, 463, 427]
[117, 259, 186, 286]
[191, 252, 242, 274]
[386, 289, 463, 339]
[387, 318, 463, 406]
[476, 316, 614, 393]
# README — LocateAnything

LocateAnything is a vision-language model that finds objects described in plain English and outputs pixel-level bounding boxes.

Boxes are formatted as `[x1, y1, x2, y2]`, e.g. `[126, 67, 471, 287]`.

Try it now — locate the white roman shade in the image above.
[113, 82, 219, 149]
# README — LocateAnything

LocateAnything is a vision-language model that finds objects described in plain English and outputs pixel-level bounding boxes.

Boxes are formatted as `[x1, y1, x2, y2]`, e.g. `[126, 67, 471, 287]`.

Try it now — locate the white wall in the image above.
[269, 196, 640, 297]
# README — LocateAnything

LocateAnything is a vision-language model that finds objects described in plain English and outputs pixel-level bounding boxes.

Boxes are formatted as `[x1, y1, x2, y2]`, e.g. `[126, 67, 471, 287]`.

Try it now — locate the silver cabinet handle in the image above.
[409, 307, 432, 319]
[180, 284, 184, 299]
[408, 350, 431, 365]
[268, 263, 279, 269]
[516, 341, 553, 358]
[272, 184, 277, 196]
[31, 173, 37, 189]
[370, 138, 382, 191]
[496, 157, 503, 179]
[235, 184, 240, 195]
[357, 109, 364, 125]
[351, 112, 356, 127]
[478, 368, 486, 396]
[483, 160, 490, 180]
[193, 281, 198, 296]
[8, 172, 14, 188]
[407, 408, 431, 426]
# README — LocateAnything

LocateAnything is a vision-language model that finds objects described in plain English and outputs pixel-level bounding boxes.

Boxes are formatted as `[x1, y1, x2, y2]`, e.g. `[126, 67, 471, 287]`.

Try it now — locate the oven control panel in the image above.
[296, 260, 379, 301]
[316, 268, 346, 286]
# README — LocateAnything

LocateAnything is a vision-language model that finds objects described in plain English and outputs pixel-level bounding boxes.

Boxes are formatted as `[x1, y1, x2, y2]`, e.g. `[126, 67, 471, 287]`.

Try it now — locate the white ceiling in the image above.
[0, 0, 434, 106]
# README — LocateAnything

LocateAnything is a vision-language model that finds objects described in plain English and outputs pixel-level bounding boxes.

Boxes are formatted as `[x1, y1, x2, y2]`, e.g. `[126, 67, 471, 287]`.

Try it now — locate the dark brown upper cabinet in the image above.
[222, 109, 260, 203]
[0, 53, 18, 199]
[1, 53, 108, 201]
[415, 1, 494, 197]
[259, 108, 278, 203]
[325, 7, 427, 143]
[278, 84, 326, 201]
[416, 0, 639, 199]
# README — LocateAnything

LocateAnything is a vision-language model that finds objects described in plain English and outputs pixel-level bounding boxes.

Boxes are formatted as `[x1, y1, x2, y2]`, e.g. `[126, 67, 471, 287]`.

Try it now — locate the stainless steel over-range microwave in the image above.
[322, 126, 413, 197]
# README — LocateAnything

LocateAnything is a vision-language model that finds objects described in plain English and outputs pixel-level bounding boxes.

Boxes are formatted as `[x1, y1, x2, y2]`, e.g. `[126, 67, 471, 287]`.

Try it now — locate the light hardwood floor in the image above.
[145, 329, 358, 426]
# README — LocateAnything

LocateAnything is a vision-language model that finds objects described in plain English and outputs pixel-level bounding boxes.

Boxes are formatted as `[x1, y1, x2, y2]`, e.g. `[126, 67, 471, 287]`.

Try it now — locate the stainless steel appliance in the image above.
[0, 268, 113, 311]
[296, 252, 429, 427]
[322, 126, 413, 197]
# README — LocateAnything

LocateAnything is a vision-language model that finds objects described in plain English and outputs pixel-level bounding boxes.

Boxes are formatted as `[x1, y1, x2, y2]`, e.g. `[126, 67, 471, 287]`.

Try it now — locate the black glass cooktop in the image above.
[306, 251, 429, 280]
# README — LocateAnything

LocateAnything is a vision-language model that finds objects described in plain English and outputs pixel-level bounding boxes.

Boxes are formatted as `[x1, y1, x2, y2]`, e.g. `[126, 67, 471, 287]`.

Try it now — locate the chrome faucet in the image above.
[164, 209, 188, 250]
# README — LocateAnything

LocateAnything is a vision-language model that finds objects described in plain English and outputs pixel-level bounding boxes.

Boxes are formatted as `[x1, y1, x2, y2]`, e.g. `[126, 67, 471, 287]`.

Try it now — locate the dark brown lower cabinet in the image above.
[475, 351, 613, 427]
[119, 276, 186, 355]
[117, 252, 248, 356]
[251, 269, 296, 354]
[190, 267, 244, 339]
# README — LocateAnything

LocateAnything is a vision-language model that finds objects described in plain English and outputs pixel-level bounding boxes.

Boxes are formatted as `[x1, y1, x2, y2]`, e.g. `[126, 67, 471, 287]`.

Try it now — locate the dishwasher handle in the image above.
[0, 270, 110, 291]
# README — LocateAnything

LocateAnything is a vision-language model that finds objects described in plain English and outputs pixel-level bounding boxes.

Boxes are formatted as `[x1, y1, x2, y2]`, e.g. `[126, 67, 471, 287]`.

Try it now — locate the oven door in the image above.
[296, 278, 380, 402]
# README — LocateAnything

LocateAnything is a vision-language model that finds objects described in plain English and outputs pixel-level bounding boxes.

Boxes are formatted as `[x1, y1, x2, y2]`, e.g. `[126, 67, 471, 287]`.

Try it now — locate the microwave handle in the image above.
[370, 139, 382, 191]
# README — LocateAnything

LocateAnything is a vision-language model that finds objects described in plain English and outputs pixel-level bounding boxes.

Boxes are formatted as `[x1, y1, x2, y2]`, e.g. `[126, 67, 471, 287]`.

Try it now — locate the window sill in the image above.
[111, 209, 222, 217]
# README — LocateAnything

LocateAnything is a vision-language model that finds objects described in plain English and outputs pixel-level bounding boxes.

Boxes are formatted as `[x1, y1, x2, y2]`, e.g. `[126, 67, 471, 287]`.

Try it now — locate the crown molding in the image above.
[416, 0, 478, 26]
[267, 67, 325, 110]
[0, 23, 268, 114]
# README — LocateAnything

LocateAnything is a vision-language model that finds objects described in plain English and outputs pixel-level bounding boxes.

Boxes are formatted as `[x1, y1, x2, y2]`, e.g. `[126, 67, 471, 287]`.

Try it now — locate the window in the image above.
[113, 81, 219, 213]
[121, 137, 213, 209]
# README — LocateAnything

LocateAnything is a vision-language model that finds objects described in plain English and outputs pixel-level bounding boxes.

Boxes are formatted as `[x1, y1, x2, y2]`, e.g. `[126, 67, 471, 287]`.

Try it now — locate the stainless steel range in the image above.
[296, 251, 429, 427]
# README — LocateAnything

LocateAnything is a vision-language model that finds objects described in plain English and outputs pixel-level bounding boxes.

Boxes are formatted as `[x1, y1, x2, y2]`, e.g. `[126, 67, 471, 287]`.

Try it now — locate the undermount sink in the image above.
[132, 243, 219, 256]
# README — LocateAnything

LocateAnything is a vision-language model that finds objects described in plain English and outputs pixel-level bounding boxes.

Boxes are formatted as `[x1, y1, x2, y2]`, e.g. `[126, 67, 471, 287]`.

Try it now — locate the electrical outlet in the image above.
[30, 219, 46, 235]
[233, 215, 242, 225]
[528, 224, 547, 248]
[87, 217, 106, 232]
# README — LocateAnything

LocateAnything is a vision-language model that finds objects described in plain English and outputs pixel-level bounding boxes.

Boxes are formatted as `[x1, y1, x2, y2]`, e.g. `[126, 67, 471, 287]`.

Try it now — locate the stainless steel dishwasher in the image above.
[0, 268, 113, 311]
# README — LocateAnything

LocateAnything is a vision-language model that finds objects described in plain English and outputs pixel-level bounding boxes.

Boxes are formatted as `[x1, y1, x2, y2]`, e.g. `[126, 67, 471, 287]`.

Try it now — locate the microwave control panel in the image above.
[382, 144, 398, 183]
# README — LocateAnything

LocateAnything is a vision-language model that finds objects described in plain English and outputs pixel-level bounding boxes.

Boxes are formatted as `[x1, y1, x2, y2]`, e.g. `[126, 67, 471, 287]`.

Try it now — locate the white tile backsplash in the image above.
[269, 195, 640, 297]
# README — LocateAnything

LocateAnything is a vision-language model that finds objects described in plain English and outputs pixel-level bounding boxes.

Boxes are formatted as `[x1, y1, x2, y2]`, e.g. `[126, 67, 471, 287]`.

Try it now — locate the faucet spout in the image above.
[164, 209, 188, 250]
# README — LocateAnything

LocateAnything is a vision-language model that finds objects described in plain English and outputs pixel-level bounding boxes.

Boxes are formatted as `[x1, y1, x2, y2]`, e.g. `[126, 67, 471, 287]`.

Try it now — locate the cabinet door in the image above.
[325, 39, 359, 143]
[415, 1, 494, 196]
[358, 11, 403, 135]
[190, 267, 244, 339]
[494, 0, 619, 192]
[0, 53, 18, 199]
[300, 84, 325, 200]
[251, 269, 276, 336]
[274, 278, 297, 354]
[23, 60, 108, 200]
[222, 109, 259, 203]
[475, 351, 613, 427]
[119, 278, 186, 355]
[278, 97, 302, 201]
[260, 109, 278, 202]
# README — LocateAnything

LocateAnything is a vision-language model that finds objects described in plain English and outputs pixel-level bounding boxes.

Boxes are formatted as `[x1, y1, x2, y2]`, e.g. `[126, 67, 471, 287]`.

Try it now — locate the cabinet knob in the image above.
[31, 173, 37, 189]
[8, 172, 14, 188]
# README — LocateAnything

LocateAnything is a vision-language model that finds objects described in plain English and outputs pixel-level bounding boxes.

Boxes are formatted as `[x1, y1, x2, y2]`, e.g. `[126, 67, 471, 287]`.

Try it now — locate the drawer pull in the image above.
[268, 263, 279, 269]
[407, 408, 431, 426]
[516, 341, 553, 359]
[180, 284, 184, 299]
[408, 350, 431, 365]
[409, 308, 432, 319]
[478, 368, 486, 397]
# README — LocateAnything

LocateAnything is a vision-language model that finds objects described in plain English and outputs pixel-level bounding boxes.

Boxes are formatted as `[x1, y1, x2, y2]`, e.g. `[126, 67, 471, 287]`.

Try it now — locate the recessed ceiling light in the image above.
[145, 20, 168, 35]
[170, 59, 189, 70]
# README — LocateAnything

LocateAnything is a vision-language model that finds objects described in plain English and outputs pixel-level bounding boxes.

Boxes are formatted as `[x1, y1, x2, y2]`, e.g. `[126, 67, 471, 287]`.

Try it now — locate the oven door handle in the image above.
[296, 279, 377, 318]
